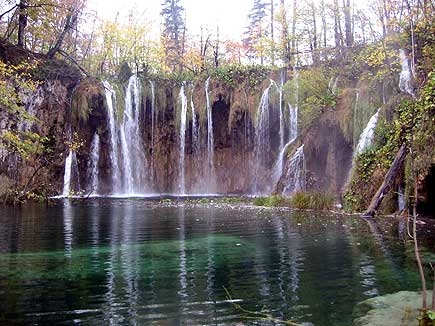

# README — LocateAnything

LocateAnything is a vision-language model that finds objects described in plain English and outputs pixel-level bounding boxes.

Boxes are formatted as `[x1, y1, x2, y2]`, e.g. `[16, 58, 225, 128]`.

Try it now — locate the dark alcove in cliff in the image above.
[212, 94, 230, 149]
[418, 166, 435, 217]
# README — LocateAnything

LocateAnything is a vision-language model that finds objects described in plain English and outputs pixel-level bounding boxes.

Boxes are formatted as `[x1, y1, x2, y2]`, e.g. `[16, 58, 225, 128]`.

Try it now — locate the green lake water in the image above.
[0, 199, 425, 325]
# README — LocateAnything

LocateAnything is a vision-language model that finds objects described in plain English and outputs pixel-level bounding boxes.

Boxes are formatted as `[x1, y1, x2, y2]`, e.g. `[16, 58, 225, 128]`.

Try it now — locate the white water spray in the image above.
[149, 80, 156, 187]
[88, 133, 100, 194]
[273, 71, 299, 190]
[253, 81, 274, 193]
[62, 150, 74, 196]
[399, 49, 415, 97]
[190, 90, 199, 156]
[355, 109, 380, 155]
[119, 75, 147, 194]
[283, 145, 305, 195]
[178, 84, 188, 194]
[103, 81, 121, 193]
[205, 77, 215, 190]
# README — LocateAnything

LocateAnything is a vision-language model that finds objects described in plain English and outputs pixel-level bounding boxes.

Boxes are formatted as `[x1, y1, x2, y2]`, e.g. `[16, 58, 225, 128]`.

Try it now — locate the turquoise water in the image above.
[0, 199, 423, 325]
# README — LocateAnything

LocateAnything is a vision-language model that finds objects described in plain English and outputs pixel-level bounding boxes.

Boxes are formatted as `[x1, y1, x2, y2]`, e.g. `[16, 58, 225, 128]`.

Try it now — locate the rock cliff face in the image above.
[0, 66, 359, 197]
[68, 77, 262, 195]
[1, 44, 380, 198]
[275, 89, 354, 195]
[0, 42, 82, 197]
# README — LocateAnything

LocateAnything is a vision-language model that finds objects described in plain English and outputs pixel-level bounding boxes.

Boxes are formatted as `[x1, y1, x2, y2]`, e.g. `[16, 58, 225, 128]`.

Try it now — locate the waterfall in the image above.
[253, 81, 273, 193]
[272, 104, 299, 188]
[355, 109, 380, 155]
[149, 80, 156, 150]
[178, 84, 188, 194]
[149, 80, 156, 187]
[190, 90, 199, 156]
[103, 81, 121, 193]
[104, 76, 148, 195]
[62, 126, 76, 197]
[273, 78, 286, 184]
[270, 77, 284, 183]
[353, 91, 360, 146]
[399, 49, 415, 97]
[277, 80, 284, 154]
[87, 133, 100, 195]
[119, 75, 147, 194]
[283, 145, 305, 195]
[398, 185, 406, 211]
[328, 76, 339, 96]
[205, 77, 215, 191]
[291, 69, 299, 142]
[272, 71, 299, 190]
[289, 104, 298, 142]
[62, 150, 74, 196]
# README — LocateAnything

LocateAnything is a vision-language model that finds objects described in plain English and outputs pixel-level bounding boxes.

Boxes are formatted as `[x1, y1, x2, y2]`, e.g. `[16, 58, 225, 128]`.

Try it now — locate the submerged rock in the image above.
[353, 290, 431, 326]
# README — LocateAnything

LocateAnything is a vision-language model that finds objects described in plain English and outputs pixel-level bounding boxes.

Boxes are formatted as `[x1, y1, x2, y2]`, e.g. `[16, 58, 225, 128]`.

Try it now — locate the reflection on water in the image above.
[0, 199, 425, 325]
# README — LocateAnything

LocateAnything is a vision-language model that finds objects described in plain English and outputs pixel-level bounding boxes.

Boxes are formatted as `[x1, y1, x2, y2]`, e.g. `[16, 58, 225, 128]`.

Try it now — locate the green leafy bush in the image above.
[253, 193, 334, 210]
[211, 64, 269, 89]
[290, 192, 334, 210]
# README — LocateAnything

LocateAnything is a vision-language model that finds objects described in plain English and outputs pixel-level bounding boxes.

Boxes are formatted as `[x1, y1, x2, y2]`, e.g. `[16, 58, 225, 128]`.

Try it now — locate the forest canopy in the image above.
[0, 0, 431, 77]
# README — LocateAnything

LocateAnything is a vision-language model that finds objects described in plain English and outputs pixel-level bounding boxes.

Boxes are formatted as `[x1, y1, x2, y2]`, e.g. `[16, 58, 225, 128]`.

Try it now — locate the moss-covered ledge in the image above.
[353, 291, 430, 326]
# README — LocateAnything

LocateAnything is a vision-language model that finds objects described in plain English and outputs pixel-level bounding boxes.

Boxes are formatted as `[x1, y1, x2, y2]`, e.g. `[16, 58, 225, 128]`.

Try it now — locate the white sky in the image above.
[87, 0, 252, 40]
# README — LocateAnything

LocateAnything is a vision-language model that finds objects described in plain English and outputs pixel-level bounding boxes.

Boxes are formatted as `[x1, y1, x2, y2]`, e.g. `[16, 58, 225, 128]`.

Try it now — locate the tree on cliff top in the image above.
[243, 0, 269, 65]
[161, 0, 186, 72]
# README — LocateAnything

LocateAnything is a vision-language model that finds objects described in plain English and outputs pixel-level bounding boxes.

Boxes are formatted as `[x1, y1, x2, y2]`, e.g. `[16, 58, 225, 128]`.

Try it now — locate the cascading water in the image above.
[205, 77, 215, 191]
[190, 89, 199, 156]
[289, 68, 299, 143]
[289, 103, 298, 142]
[355, 109, 380, 155]
[119, 75, 147, 194]
[62, 150, 73, 196]
[272, 72, 299, 190]
[149, 80, 156, 187]
[399, 49, 415, 97]
[283, 145, 305, 195]
[62, 125, 75, 197]
[87, 133, 100, 195]
[104, 76, 148, 195]
[253, 80, 273, 194]
[277, 79, 284, 154]
[398, 185, 406, 211]
[328, 76, 339, 96]
[352, 90, 361, 147]
[178, 84, 188, 194]
[149, 80, 156, 150]
[103, 81, 121, 193]
[272, 103, 299, 184]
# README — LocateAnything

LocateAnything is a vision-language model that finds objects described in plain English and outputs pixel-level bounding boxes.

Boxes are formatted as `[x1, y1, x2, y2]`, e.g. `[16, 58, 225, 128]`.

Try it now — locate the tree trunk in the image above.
[343, 0, 353, 47]
[364, 144, 407, 216]
[270, 0, 275, 65]
[279, 0, 291, 68]
[214, 25, 219, 68]
[321, 0, 327, 49]
[333, 0, 343, 49]
[291, 0, 297, 66]
[47, 12, 77, 58]
[17, 0, 27, 47]
[311, 1, 318, 63]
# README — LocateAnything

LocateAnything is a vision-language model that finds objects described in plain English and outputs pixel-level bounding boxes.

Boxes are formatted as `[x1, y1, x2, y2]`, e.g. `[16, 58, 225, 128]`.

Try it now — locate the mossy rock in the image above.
[353, 291, 430, 326]
[0, 174, 13, 197]
[117, 62, 132, 84]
